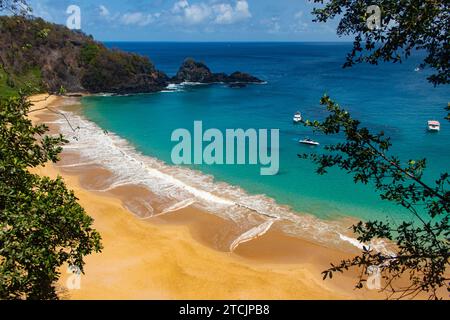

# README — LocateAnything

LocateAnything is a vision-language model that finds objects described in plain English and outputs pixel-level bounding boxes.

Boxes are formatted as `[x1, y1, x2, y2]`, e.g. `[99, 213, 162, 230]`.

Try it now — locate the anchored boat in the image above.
[293, 111, 302, 124]
[299, 138, 320, 146]
[427, 120, 440, 132]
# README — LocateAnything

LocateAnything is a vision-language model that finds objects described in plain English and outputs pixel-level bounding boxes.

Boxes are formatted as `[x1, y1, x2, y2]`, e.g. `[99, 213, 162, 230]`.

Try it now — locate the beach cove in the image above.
[28, 94, 383, 300]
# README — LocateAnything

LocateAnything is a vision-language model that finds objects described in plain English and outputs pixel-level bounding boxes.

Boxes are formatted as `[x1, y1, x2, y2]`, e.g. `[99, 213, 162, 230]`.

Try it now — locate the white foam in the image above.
[339, 234, 396, 256]
[148, 198, 197, 218]
[162, 83, 185, 93]
[180, 81, 209, 86]
[57, 161, 99, 168]
[339, 234, 366, 250]
[230, 219, 276, 252]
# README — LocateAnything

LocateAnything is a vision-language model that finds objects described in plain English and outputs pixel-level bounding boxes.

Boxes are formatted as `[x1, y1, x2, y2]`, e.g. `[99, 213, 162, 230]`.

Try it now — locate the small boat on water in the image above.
[293, 112, 302, 123]
[428, 120, 440, 132]
[299, 138, 320, 146]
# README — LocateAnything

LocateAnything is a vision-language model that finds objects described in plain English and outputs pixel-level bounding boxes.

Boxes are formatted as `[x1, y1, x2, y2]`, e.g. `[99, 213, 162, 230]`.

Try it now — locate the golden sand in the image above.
[27, 94, 381, 300]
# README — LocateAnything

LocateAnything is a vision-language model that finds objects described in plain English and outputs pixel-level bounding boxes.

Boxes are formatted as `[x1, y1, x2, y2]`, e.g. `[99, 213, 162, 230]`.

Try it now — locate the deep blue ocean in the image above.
[81, 42, 450, 223]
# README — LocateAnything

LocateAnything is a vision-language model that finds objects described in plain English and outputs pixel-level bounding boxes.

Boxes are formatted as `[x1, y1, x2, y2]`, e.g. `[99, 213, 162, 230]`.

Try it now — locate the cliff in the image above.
[0, 16, 169, 96]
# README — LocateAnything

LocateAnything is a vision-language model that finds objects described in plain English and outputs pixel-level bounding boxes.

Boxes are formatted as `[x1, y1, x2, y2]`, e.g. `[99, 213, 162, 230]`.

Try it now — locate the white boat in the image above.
[299, 138, 320, 146]
[428, 120, 440, 132]
[293, 112, 302, 123]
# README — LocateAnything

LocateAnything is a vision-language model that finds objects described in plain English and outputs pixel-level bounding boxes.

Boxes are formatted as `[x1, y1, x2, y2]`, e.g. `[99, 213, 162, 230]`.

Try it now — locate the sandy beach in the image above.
[27, 94, 381, 300]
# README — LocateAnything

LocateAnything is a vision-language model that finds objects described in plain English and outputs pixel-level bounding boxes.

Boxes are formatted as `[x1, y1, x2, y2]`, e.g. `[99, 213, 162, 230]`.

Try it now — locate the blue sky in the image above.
[27, 0, 345, 41]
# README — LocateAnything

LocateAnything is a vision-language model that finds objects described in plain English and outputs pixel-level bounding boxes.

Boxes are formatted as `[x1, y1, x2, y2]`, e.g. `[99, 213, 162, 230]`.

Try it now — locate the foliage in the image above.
[0, 15, 167, 94]
[58, 85, 66, 95]
[312, 0, 450, 85]
[446, 103, 450, 121]
[80, 47, 160, 93]
[0, 15, 88, 92]
[0, 66, 43, 99]
[80, 43, 101, 65]
[36, 27, 50, 39]
[0, 68, 17, 98]
[303, 1, 450, 299]
[0, 95, 102, 299]
[0, 0, 30, 15]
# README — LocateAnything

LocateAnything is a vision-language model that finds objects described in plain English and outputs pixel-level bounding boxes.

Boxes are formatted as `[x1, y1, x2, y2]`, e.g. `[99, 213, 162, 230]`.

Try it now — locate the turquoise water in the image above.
[81, 42, 450, 223]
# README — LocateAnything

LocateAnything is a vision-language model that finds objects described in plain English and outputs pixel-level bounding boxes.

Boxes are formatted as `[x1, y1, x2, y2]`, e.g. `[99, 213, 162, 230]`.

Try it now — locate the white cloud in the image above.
[262, 16, 281, 34]
[172, 0, 189, 13]
[171, 0, 251, 25]
[270, 19, 281, 33]
[294, 11, 303, 20]
[121, 12, 160, 26]
[172, 0, 212, 25]
[292, 10, 309, 33]
[185, 4, 212, 24]
[96, 1, 251, 29]
[214, 0, 251, 24]
[99, 5, 110, 17]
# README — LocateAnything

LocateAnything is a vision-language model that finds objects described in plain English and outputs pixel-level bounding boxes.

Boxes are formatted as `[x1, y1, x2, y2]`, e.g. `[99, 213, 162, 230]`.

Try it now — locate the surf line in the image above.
[233, 202, 279, 220]
[229, 219, 278, 252]
[140, 198, 197, 220]
[56, 161, 98, 168]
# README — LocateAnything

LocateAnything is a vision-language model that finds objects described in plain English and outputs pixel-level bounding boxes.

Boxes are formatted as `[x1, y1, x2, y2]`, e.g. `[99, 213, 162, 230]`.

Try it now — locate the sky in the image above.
[26, 0, 346, 41]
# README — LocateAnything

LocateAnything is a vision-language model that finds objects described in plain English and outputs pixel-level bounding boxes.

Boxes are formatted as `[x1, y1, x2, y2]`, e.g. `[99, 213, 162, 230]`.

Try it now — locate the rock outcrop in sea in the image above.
[171, 58, 263, 87]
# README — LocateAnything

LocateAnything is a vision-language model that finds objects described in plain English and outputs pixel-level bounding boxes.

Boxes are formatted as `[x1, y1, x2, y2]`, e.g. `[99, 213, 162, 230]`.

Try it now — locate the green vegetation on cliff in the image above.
[0, 66, 43, 98]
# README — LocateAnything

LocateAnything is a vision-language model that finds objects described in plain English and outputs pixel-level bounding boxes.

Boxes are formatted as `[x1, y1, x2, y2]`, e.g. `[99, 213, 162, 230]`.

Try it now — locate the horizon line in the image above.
[100, 40, 352, 43]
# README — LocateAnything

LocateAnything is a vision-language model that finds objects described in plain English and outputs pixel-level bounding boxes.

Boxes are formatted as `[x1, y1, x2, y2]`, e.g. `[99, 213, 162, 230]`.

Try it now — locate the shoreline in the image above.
[28, 94, 381, 300]
[42, 95, 367, 253]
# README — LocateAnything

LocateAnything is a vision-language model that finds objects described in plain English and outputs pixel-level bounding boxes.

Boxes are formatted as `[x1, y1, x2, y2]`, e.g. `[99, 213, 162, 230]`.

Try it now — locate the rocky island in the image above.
[0, 16, 262, 97]
[172, 58, 263, 87]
